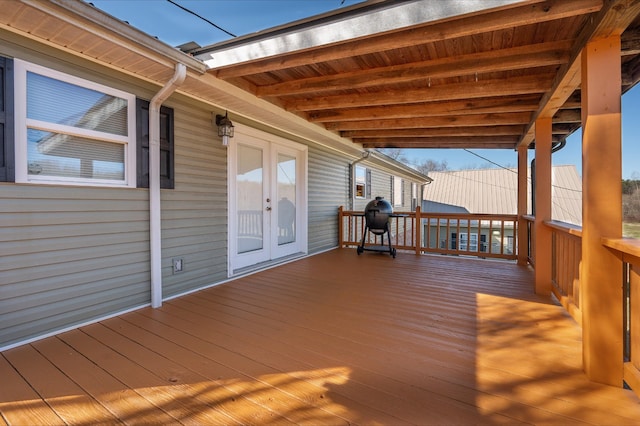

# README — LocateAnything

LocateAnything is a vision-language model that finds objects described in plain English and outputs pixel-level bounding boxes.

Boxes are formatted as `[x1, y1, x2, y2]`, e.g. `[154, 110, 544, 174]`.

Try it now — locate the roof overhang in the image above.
[194, 0, 640, 151]
[4, 0, 640, 164]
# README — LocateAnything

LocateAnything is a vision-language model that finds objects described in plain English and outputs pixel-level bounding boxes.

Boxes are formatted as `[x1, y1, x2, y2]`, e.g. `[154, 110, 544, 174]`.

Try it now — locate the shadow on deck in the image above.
[2, 249, 639, 424]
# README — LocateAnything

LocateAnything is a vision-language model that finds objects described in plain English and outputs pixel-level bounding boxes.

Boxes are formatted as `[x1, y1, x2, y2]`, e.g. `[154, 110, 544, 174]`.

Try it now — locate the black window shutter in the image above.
[365, 168, 372, 198]
[0, 56, 14, 182]
[390, 176, 394, 202]
[136, 99, 174, 189]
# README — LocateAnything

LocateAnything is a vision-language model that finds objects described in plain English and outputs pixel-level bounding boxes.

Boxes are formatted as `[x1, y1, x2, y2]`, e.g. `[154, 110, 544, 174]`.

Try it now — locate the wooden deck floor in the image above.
[2, 249, 640, 425]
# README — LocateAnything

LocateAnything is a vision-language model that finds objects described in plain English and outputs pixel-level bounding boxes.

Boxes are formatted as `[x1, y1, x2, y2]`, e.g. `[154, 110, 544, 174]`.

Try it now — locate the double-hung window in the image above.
[392, 176, 404, 207]
[14, 59, 136, 187]
[355, 165, 371, 199]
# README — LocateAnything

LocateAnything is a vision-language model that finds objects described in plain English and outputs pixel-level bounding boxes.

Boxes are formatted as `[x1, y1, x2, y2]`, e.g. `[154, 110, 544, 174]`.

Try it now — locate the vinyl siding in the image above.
[160, 101, 227, 298]
[0, 98, 227, 348]
[0, 41, 228, 348]
[0, 184, 151, 348]
[0, 28, 429, 349]
[354, 164, 416, 213]
[307, 145, 349, 253]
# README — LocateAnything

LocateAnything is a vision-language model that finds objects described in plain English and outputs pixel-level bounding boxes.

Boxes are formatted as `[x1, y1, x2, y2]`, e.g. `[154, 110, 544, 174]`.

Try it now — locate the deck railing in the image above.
[338, 206, 518, 260]
[602, 238, 640, 396]
[523, 215, 535, 266]
[339, 207, 640, 395]
[547, 220, 583, 323]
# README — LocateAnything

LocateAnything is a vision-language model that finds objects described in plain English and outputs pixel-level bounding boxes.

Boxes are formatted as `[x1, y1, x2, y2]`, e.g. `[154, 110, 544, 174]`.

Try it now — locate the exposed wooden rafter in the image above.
[196, 0, 640, 150]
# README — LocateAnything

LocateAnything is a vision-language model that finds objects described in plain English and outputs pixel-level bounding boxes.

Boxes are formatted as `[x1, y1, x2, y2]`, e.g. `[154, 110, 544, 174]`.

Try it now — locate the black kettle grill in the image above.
[357, 196, 397, 258]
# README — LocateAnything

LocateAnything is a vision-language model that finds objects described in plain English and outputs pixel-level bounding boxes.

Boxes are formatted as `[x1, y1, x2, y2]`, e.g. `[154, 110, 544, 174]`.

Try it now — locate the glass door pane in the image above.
[237, 144, 263, 254]
[277, 153, 296, 245]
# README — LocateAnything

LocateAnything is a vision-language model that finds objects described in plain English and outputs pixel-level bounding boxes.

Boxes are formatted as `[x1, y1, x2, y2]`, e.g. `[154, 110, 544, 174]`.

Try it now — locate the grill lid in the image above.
[364, 196, 393, 230]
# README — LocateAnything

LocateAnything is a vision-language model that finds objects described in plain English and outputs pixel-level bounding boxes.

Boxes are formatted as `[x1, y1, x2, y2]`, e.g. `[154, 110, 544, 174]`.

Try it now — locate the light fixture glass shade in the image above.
[215, 112, 234, 146]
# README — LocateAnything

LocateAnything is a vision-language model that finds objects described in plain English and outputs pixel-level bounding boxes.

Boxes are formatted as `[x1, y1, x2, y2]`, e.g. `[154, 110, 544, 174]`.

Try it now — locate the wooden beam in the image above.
[256, 40, 573, 97]
[357, 135, 518, 145]
[326, 112, 533, 131]
[519, 0, 640, 147]
[553, 109, 582, 123]
[211, 0, 601, 78]
[361, 138, 517, 149]
[341, 125, 525, 138]
[308, 95, 541, 123]
[287, 74, 554, 111]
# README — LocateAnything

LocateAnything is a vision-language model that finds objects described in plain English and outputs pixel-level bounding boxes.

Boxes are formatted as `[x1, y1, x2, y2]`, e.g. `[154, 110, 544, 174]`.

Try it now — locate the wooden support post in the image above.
[534, 117, 552, 295]
[581, 35, 623, 386]
[517, 145, 529, 266]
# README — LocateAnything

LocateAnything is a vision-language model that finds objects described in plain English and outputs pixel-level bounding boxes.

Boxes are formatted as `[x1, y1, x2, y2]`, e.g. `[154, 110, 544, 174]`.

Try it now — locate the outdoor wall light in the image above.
[215, 111, 234, 146]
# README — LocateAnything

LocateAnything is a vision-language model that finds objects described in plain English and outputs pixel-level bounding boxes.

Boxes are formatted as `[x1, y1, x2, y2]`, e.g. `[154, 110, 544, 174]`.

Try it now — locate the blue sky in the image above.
[89, 0, 640, 179]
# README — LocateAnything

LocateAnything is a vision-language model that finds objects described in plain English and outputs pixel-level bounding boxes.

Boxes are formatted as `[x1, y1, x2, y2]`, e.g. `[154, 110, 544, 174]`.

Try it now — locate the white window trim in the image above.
[393, 176, 403, 206]
[459, 232, 478, 251]
[14, 59, 136, 187]
[355, 165, 367, 199]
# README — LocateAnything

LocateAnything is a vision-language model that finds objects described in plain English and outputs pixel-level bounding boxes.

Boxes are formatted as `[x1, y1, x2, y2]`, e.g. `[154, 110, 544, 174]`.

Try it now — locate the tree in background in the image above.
[377, 148, 407, 163]
[623, 178, 640, 222]
[376, 148, 449, 175]
[412, 158, 449, 175]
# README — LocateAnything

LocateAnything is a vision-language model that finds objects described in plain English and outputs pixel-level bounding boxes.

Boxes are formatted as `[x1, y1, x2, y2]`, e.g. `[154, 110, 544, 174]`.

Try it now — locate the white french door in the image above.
[228, 125, 307, 273]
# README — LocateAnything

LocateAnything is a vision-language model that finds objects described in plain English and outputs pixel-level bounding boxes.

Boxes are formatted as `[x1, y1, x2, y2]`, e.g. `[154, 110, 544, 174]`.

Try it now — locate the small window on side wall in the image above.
[392, 176, 403, 206]
[136, 99, 174, 189]
[355, 165, 371, 199]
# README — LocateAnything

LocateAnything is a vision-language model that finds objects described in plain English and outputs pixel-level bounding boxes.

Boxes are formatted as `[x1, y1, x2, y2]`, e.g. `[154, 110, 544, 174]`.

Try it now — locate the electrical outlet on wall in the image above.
[172, 258, 184, 274]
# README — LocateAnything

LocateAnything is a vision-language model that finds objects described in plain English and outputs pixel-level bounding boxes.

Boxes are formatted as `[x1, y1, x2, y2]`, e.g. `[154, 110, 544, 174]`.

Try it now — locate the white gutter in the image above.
[149, 63, 187, 308]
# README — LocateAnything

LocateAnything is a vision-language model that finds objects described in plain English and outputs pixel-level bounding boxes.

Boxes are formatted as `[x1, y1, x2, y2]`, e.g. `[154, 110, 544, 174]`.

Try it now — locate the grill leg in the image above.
[357, 225, 369, 255]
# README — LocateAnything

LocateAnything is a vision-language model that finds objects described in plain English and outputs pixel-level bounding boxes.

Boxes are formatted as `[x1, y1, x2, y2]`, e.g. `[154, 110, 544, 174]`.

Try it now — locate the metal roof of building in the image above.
[423, 165, 582, 225]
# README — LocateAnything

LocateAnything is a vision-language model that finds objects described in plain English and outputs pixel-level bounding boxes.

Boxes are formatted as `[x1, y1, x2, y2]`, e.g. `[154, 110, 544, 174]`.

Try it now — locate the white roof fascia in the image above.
[29, 0, 206, 74]
[197, 0, 527, 68]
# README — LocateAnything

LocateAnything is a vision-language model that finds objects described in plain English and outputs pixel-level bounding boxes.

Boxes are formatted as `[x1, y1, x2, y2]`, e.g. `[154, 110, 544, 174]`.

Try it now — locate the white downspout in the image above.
[149, 63, 186, 308]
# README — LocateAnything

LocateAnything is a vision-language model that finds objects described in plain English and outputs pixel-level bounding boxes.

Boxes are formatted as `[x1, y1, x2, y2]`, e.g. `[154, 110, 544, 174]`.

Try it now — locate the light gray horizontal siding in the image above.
[0, 184, 150, 348]
[1, 29, 427, 349]
[0, 42, 228, 347]
[160, 102, 228, 298]
[354, 165, 393, 212]
[307, 146, 349, 253]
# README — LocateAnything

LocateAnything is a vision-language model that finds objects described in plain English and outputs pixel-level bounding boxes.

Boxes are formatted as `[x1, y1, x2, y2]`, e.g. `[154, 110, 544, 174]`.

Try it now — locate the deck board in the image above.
[2, 249, 640, 424]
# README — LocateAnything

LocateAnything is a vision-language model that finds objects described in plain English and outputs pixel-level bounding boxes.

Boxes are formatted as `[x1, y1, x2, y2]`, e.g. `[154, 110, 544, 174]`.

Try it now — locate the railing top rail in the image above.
[602, 237, 640, 264]
[422, 213, 518, 220]
[340, 209, 415, 215]
[545, 220, 583, 238]
[342, 209, 516, 218]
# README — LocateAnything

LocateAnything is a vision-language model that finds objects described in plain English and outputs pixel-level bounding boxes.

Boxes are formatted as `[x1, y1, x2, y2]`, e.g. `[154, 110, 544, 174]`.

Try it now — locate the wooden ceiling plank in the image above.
[326, 112, 533, 131]
[361, 137, 519, 149]
[212, 0, 602, 79]
[519, 0, 640, 147]
[288, 74, 554, 111]
[553, 109, 582, 122]
[308, 95, 541, 122]
[342, 125, 525, 138]
[256, 39, 573, 97]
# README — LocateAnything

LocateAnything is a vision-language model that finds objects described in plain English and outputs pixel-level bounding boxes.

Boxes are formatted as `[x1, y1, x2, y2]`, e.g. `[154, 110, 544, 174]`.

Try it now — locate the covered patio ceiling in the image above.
[194, 0, 640, 151]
